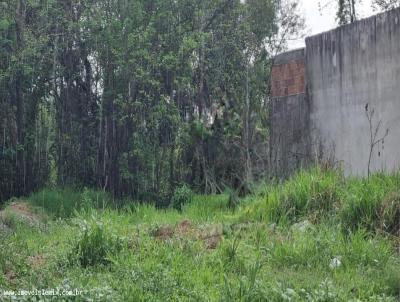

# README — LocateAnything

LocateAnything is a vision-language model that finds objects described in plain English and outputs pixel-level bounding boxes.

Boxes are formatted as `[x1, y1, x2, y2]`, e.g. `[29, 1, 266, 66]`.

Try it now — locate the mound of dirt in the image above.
[198, 224, 223, 250]
[176, 219, 193, 236]
[0, 201, 45, 229]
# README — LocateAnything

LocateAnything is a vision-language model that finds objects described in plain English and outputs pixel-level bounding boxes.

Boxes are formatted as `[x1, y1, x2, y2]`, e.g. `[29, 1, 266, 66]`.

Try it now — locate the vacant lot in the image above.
[0, 168, 399, 301]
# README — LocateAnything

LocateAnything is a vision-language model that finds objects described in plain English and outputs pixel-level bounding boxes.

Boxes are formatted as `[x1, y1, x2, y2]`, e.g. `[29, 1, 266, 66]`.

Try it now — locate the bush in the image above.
[70, 220, 123, 267]
[170, 184, 193, 211]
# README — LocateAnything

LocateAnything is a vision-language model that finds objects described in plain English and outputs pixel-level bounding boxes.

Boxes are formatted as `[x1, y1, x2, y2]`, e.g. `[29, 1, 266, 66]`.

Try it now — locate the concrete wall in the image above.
[271, 7, 400, 177]
[306, 8, 400, 175]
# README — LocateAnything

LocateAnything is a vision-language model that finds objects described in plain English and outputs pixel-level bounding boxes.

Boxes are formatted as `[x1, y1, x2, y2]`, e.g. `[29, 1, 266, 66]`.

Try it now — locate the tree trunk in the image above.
[15, 0, 26, 194]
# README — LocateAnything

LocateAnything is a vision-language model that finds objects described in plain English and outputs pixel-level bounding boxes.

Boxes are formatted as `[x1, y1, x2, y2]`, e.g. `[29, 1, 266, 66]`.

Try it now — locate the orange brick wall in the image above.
[271, 60, 305, 97]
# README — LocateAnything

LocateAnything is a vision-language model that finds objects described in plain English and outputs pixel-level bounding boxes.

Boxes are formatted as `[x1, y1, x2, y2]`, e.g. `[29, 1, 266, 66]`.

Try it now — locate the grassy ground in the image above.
[0, 168, 399, 301]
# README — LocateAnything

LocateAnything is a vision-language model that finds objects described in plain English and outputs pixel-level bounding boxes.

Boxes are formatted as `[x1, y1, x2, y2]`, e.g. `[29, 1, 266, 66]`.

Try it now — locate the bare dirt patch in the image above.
[152, 226, 175, 240]
[176, 219, 193, 236]
[4, 270, 17, 285]
[27, 255, 46, 270]
[198, 224, 223, 249]
[152, 220, 223, 249]
[204, 235, 222, 249]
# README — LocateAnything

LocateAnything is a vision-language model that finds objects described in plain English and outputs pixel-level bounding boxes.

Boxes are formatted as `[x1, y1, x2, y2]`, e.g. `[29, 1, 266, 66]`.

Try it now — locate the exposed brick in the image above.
[271, 59, 306, 97]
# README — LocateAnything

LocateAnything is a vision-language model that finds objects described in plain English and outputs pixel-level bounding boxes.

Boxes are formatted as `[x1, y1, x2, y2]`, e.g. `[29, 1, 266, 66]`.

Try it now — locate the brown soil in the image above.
[4, 270, 17, 285]
[27, 255, 46, 270]
[152, 220, 223, 249]
[204, 235, 222, 249]
[176, 219, 193, 236]
[152, 226, 175, 240]
[198, 224, 223, 249]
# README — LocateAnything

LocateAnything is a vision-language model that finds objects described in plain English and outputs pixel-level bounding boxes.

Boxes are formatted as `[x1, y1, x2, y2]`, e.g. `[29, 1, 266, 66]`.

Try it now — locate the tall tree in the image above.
[337, 0, 358, 24]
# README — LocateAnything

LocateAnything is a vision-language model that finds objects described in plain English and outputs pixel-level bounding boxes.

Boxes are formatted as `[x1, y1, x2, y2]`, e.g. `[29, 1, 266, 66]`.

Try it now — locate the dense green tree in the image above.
[0, 0, 303, 203]
[0, 0, 54, 200]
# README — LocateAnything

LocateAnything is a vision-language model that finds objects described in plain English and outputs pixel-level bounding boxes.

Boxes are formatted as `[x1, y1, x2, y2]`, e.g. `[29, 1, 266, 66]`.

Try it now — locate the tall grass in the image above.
[1, 167, 399, 301]
[340, 172, 400, 234]
[244, 167, 343, 224]
[183, 194, 230, 222]
[243, 167, 400, 235]
[28, 187, 112, 218]
[25, 167, 400, 235]
[70, 219, 124, 267]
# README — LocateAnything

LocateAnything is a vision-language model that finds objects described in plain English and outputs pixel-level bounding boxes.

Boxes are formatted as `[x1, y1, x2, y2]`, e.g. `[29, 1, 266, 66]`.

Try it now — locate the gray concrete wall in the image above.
[306, 8, 400, 175]
[270, 94, 311, 177]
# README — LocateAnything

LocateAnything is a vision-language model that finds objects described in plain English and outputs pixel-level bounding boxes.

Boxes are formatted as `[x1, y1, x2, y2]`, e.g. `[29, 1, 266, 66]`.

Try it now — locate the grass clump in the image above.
[378, 192, 400, 235]
[171, 184, 194, 211]
[243, 167, 400, 236]
[340, 172, 400, 234]
[245, 167, 343, 224]
[70, 219, 124, 267]
[183, 194, 230, 222]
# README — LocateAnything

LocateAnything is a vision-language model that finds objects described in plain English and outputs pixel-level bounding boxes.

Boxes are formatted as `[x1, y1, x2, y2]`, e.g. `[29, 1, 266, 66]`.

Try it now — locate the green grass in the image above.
[242, 167, 400, 235]
[0, 167, 399, 301]
[240, 167, 344, 224]
[28, 187, 112, 218]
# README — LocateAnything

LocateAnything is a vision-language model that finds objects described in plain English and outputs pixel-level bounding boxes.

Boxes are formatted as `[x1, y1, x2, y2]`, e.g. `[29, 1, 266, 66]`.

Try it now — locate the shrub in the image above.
[171, 184, 193, 211]
[70, 220, 123, 267]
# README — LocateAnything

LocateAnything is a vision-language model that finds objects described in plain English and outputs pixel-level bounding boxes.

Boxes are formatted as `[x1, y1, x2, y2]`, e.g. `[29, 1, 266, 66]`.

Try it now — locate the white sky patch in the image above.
[289, 0, 376, 49]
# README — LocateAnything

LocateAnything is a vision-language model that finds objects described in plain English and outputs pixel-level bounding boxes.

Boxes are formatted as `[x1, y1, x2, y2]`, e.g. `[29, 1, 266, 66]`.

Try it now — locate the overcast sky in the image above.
[289, 0, 376, 49]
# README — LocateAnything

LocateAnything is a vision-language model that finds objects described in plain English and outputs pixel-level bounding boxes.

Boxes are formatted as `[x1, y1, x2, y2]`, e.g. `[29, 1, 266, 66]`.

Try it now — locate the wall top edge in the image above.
[273, 48, 305, 65]
[305, 6, 400, 45]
